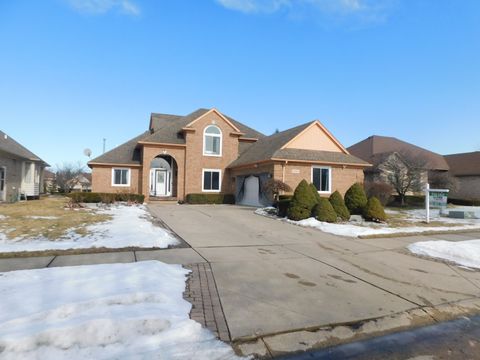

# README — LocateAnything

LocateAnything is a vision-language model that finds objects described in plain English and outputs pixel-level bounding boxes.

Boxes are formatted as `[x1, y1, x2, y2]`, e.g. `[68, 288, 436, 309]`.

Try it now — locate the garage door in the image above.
[239, 175, 262, 207]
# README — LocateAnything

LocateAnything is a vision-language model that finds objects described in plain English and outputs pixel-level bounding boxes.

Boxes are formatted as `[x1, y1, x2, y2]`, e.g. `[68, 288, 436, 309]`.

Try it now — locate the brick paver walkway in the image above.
[183, 263, 231, 342]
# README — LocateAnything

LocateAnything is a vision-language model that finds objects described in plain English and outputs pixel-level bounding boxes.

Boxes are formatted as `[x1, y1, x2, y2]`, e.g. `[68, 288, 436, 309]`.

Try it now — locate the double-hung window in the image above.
[202, 169, 221, 192]
[112, 168, 130, 187]
[312, 166, 331, 193]
[203, 125, 222, 156]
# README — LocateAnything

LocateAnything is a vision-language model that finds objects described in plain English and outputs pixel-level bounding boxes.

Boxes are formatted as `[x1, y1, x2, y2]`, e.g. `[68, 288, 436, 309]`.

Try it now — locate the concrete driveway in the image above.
[148, 204, 480, 355]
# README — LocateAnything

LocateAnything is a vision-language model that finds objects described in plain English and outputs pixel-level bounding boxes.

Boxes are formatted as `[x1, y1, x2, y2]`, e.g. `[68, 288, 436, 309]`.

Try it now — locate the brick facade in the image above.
[91, 166, 142, 194]
[90, 109, 367, 202]
[449, 176, 480, 201]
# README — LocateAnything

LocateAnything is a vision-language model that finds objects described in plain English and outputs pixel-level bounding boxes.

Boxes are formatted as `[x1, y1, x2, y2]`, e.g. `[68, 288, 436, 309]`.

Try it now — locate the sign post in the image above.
[425, 183, 449, 223]
[425, 183, 430, 224]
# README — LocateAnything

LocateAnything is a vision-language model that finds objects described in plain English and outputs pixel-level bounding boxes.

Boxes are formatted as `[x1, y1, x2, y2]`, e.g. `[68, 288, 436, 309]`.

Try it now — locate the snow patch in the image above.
[25, 216, 59, 220]
[0, 261, 243, 359]
[408, 240, 480, 269]
[256, 206, 480, 238]
[0, 205, 179, 252]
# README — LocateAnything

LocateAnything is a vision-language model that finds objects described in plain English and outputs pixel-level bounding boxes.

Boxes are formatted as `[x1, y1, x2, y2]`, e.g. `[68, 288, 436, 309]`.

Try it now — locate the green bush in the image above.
[277, 198, 292, 218]
[67, 192, 145, 204]
[344, 183, 368, 215]
[186, 193, 235, 204]
[329, 191, 350, 221]
[314, 198, 337, 223]
[309, 183, 321, 204]
[287, 180, 317, 221]
[363, 197, 387, 222]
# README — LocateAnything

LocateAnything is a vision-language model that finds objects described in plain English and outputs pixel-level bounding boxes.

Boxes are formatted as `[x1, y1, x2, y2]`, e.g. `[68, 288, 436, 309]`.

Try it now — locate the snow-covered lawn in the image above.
[0, 261, 242, 359]
[0, 205, 178, 252]
[255, 206, 480, 238]
[408, 240, 480, 269]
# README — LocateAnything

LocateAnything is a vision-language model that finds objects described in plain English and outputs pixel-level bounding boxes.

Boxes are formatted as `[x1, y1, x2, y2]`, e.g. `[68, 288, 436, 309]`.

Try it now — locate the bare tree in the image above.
[381, 152, 427, 206]
[428, 171, 458, 192]
[55, 162, 85, 193]
[262, 179, 292, 202]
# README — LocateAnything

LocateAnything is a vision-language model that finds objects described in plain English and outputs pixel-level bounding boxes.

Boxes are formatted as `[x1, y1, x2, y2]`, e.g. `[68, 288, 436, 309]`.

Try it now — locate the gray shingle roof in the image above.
[89, 108, 265, 165]
[228, 122, 312, 167]
[348, 135, 449, 171]
[89, 132, 149, 165]
[0, 130, 48, 165]
[444, 151, 480, 176]
[228, 121, 369, 168]
[273, 148, 370, 165]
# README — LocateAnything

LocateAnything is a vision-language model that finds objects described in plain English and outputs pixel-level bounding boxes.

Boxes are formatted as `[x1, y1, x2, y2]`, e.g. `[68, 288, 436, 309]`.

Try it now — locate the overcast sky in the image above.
[1, 0, 479, 168]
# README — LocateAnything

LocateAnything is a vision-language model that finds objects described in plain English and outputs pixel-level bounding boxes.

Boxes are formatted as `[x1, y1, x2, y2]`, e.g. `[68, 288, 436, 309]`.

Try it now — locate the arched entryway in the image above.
[150, 155, 178, 197]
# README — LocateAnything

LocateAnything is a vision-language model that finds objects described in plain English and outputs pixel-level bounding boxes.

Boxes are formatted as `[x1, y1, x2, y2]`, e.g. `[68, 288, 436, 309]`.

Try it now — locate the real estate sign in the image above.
[425, 184, 449, 223]
[429, 190, 449, 208]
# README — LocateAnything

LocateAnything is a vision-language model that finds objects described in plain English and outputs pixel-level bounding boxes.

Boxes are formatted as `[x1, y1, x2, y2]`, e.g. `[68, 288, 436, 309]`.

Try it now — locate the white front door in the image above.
[155, 169, 168, 196]
[0, 167, 5, 201]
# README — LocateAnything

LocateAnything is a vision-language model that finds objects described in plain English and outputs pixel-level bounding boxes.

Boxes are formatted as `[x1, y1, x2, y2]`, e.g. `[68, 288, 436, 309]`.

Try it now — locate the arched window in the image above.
[203, 125, 222, 156]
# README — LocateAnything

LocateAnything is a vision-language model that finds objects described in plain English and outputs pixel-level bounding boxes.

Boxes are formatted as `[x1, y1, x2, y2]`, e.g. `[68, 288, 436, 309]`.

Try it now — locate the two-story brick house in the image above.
[88, 108, 370, 205]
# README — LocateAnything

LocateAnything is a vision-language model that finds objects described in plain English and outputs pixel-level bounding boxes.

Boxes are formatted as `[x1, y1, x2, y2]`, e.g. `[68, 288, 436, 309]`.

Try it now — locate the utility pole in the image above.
[103, 138, 106, 154]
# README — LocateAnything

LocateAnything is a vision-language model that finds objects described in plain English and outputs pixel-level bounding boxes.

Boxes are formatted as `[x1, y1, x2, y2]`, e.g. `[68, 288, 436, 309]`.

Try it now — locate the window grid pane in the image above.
[212, 172, 219, 190]
[204, 172, 212, 190]
[321, 169, 329, 192]
[313, 168, 321, 190]
[204, 171, 220, 191]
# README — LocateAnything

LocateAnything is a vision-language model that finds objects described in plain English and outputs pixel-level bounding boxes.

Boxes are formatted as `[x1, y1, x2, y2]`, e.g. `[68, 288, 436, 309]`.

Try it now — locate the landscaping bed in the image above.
[255, 181, 480, 238]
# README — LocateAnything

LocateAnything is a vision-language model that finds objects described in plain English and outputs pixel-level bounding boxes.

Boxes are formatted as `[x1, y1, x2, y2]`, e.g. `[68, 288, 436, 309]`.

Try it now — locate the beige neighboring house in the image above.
[69, 173, 92, 192]
[88, 108, 370, 205]
[0, 130, 49, 202]
[444, 151, 480, 202]
[348, 135, 450, 189]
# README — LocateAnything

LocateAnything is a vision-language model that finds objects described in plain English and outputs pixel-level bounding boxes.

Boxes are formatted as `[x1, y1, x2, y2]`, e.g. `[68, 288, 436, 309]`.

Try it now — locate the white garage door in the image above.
[239, 175, 262, 207]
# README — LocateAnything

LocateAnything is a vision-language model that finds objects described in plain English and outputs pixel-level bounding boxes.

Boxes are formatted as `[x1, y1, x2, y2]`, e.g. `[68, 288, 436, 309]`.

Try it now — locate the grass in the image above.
[0, 196, 111, 240]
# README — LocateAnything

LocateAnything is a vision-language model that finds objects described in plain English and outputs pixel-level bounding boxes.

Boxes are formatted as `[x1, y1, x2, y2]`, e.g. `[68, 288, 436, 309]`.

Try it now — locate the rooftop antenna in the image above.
[83, 148, 92, 158]
[103, 138, 106, 154]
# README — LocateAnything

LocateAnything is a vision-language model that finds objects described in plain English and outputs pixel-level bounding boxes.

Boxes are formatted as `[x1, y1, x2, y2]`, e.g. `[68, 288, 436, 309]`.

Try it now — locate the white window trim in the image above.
[203, 125, 223, 157]
[202, 169, 222, 192]
[111, 168, 131, 187]
[311, 166, 332, 194]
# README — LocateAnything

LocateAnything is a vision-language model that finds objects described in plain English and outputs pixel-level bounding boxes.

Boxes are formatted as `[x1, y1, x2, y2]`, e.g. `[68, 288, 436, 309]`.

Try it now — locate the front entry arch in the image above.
[150, 156, 177, 197]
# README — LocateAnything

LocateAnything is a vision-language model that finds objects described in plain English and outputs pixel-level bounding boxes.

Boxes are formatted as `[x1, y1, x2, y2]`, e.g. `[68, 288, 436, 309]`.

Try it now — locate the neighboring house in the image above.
[0, 130, 49, 202]
[88, 108, 370, 205]
[444, 151, 480, 201]
[43, 169, 56, 193]
[69, 173, 92, 192]
[348, 135, 449, 189]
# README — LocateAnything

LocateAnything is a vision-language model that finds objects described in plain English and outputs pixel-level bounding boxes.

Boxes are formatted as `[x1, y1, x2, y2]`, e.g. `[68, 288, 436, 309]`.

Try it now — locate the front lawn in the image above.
[0, 196, 179, 253]
[0, 196, 110, 240]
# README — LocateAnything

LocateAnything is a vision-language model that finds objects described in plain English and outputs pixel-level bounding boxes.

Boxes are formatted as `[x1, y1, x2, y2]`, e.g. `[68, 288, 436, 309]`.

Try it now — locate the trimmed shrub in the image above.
[363, 197, 387, 222]
[365, 181, 394, 206]
[309, 183, 321, 204]
[67, 192, 145, 204]
[277, 197, 292, 217]
[449, 198, 480, 207]
[345, 183, 368, 215]
[329, 191, 350, 221]
[186, 193, 235, 204]
[287, 180, 317, 221]
[314, 198, 337, 223]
